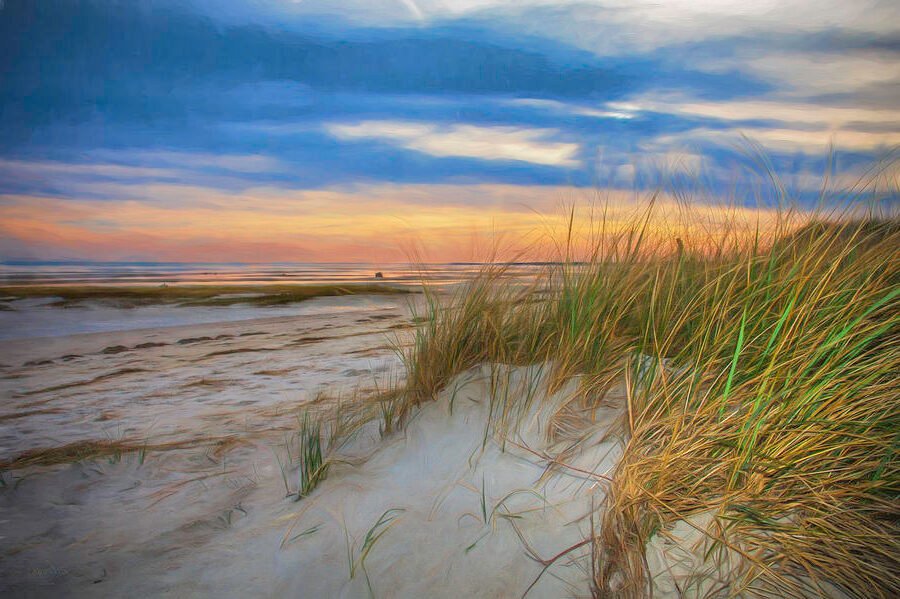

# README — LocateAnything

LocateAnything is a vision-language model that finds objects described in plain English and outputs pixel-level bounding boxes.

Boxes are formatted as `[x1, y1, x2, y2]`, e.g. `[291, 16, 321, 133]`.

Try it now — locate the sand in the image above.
[0, 294, 728, 598]
[0, 296, 410, 461]
[1, 355, 624, 597]
[0, 295, 409, 595]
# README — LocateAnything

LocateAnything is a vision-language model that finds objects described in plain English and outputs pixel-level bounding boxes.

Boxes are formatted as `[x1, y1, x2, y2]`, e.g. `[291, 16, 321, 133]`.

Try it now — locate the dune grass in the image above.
[383, 188, 899, 597]
[0, 283, 414, 307]
[277, 401, 374, 501]
[295, 411, 329, 499]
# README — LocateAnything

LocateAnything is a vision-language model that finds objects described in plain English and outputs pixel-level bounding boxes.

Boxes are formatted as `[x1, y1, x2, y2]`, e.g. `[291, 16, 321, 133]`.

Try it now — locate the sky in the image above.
[1, 0, 898, 262]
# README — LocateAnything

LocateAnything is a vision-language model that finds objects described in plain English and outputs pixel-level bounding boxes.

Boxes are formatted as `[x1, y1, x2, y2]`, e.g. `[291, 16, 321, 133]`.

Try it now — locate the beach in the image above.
[1, 216, 897, 599]
[0, 293, 410, 594]
[4, 2, 898, 596]
[0, 292, 623, 598]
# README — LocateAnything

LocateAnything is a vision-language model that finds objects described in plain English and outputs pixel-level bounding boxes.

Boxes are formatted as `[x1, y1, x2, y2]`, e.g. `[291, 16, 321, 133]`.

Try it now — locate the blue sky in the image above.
[0, 0, 897, 261]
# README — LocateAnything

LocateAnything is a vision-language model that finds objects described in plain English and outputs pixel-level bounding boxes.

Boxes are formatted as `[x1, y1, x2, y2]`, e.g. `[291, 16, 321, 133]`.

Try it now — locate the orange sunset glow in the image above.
[0, 182, 799, 262]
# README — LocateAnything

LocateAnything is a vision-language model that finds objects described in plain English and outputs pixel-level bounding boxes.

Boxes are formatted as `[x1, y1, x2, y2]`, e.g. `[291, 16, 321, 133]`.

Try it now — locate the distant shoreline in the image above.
[0, 283, 417, 308]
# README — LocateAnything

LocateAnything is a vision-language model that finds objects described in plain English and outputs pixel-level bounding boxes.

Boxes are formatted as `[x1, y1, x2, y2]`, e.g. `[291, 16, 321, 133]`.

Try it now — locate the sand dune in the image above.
[1, 349, 628, 597]
[0, 295, 628, 597]
[1, 292, 857, 597]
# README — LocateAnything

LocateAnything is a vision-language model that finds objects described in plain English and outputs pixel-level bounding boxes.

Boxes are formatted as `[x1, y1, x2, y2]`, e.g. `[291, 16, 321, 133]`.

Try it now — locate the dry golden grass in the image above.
[385, 176, 899, 597]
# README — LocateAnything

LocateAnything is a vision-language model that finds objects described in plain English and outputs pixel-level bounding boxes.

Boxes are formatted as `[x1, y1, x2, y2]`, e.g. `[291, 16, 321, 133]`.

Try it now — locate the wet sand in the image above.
[0, 295, 410, 595]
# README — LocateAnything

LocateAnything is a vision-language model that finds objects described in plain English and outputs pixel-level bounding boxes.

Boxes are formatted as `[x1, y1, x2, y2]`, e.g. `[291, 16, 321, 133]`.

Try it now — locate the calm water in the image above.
[0, 262, 544, 340]
[0, 262, 540, 287]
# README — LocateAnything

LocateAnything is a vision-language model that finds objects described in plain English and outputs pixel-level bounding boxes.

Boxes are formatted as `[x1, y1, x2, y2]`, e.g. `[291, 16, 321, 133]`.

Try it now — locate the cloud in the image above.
[504, 98, 636, 120]
[0, 183, 579, 261]
[0, 153, 291, 200]
[0, 159, 182, 181]
[697, 52, 900, 97]
[325, 121, 581, 166]
[0, 0, 897, 211]
[183, 1, 899, 40]
[613, 98, 900, 128]
[435, 1, 900, 60]
[96, 151, 288, 174]
[654, 127, 900, 154]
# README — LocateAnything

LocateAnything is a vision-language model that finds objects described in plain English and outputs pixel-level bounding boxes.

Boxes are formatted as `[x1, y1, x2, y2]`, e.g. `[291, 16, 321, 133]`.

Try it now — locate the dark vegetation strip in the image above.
[0, 283, 416, 307]
[0, 436, 244, 470]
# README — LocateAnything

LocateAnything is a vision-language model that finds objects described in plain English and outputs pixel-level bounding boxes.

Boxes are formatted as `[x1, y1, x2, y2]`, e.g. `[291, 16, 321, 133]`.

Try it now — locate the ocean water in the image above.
[0, 262, 543, 340]
[0, 261, 537, 287]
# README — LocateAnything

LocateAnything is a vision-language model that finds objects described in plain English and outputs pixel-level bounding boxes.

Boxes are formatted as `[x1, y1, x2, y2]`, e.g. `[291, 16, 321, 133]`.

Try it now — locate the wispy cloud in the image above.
[699, 52, 900, 96]
[188, 0, 899, 39]
[504, 98, 636, 120]
[0, 159, 183, 181]
[0, 153, 292, 200]
[325, 121, 581, 167]
[654, 127, 900, 153]
[112, 151, 288, 174]
[614, 98, 900, 128]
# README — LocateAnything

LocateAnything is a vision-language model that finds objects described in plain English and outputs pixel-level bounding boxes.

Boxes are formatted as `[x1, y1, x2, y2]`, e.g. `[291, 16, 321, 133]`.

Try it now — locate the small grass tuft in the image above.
[296, 411, 329, 500]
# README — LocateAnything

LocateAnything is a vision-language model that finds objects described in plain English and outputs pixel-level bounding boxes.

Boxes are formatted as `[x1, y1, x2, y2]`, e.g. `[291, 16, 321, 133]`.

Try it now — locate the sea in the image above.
[0, 262, 542, 340]
[0, 261, 541, 287]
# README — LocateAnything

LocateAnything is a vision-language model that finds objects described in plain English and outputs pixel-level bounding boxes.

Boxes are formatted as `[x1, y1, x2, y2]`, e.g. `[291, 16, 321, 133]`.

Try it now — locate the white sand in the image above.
[0, 292, 628, 597]
[0, 296, 409, 594]
[3, 363, 622, 597]
[1, 295, 734, 598]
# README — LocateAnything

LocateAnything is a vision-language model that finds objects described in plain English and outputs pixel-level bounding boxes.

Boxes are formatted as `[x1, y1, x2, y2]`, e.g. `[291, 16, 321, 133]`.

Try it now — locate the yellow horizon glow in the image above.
[0, 183, 793, 263]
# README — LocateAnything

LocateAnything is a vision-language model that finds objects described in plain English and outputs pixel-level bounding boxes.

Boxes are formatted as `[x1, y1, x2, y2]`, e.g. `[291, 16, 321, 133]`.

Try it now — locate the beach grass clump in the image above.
[594, 215, 900, 598]
[296, 411, 329, 499]
[282, 401, 373, 501]
[390, 180, 899, 596]
[399, 270, 514, 410]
